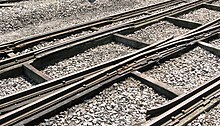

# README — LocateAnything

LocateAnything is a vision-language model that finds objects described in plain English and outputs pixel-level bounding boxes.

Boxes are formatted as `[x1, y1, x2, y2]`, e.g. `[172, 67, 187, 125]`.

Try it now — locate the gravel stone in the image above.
[177, 8, 220, 24]
[15, 30, 93, 55]
[187, 102, 220, 126]
[127, 21, 190, 44]
[0, 18, 80, 44]
[37, 77, 168, 126]
[212, 1, 220, 5]
[144, 47, 220, 93]
[0, 75, 36, 97]
[209, 38, 220, 48]
[41, 42, 136, 78]
[0, 0, 168, 44]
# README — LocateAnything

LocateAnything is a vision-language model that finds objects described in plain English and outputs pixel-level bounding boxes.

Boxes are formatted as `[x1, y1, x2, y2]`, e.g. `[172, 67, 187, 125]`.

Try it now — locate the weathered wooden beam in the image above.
[166, 16, 202, 29]
[132, 71, 183, 99]
[197, 41, 220, 57]
[113, 33, 149, 49]
[23, 64, 51, 84]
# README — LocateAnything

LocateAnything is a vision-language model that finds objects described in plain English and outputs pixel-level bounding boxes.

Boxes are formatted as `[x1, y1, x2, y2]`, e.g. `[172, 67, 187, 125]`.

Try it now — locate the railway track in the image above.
[0, 0, 207, 97]
[0, 0, 15, 7]
[0, 0, 183, 42]
[0, 0, 220, 125]
[0, 0, 24, 4]
[0, 0, 186, 67]
[142, 74, 220, 125]
[0, 3, 13, 7]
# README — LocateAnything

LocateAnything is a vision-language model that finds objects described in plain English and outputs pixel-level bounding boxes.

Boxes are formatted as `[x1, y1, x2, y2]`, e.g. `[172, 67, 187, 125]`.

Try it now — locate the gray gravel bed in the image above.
[177, 8, 220, 24]
[37, 77, 168, 126]
[127, 21, 190, 44]
[41, 42, 136, 79]
[144, 47, 220, 93]
[209, 38, 220, 48]
[212, 1, 220, 5]
[0, 18, 80, 44]
[0, 0, 168, 44]
[97, 14, 148, 30]
[15, 30, 93, 55]
[187, 102, 220, 126]
[0, 75, 36, 98]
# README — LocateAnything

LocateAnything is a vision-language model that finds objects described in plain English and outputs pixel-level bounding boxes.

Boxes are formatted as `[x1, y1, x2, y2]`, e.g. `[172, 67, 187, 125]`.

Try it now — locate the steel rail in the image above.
[146, 76, 220, 116]
[0, 34, 176, 112]
[0, 40, 189, 125]
[0, 0, 213, 53]
[0, 0, 186, 56]
[145, 77, 220, 126]
[0, 0, 209, 68]
[17, 45, 191, 126]
[175, 91, 220, 126]
[158, 16, 220, 47]
[0, 3, 13, 7]
[0, 19, 216, 113]
[0, 0, 184, 48]
[0, 6, 217, 117]
[0, 23, 219, 125]
[0, 8, 217, 115]
[0, 0, 25, 4]
[0, 0, 219, 125]
[132, 0, 210, 28]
